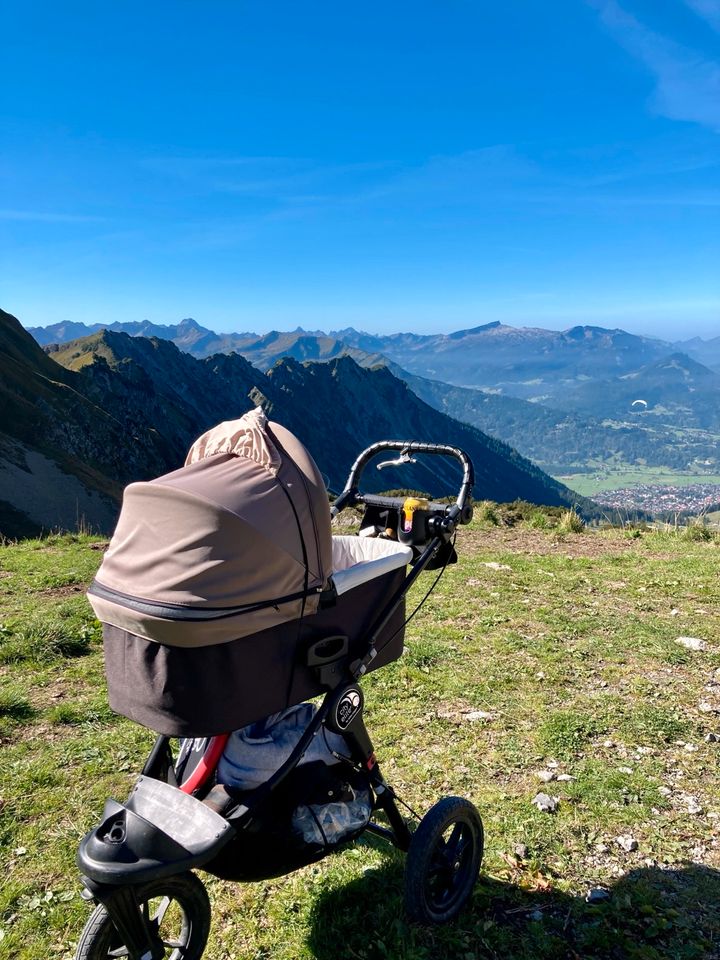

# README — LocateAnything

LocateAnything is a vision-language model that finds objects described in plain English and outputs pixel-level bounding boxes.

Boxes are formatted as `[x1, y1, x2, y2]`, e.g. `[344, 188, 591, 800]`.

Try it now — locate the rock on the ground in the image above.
[699, 701, 719, 714]
[435, 705, 494, 724]
[615, 835, 638, 853]
[513, 843, 529, 859]
[532, 792, 559, 813]
[676, 636, 707, 651]
[537, 770, 555, 783]
[585, 888, 610, 903]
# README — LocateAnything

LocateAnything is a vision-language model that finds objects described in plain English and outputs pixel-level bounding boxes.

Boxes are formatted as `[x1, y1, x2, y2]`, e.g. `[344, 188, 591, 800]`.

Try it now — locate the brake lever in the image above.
[376, 451, 417, 471]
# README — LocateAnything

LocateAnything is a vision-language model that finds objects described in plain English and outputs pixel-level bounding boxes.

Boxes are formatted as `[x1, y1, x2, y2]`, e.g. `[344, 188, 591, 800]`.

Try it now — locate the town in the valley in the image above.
[592, 482, 720, 518]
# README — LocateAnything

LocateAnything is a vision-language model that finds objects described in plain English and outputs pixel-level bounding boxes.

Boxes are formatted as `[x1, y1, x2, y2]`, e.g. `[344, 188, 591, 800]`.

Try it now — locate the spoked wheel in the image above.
[404, 796, 483, 924]
[75, 873, 211, 960]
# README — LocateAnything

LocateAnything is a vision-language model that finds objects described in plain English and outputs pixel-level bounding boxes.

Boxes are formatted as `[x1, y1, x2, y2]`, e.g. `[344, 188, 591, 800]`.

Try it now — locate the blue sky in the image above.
[2, 1, 719, 338]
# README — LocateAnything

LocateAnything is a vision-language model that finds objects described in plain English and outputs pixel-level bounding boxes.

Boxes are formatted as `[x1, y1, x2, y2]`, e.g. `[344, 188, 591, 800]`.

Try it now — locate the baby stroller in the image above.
[75, 409, 483, 959]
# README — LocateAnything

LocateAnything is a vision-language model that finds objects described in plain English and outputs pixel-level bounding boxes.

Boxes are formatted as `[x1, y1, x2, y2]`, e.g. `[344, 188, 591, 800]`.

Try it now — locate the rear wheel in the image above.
[404, 796, 483, 924]
[75, 872, 211, 960]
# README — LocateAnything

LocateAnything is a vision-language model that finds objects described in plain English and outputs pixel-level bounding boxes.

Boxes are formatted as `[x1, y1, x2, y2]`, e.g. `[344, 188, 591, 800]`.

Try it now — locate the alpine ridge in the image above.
[2, 309, 589, 536]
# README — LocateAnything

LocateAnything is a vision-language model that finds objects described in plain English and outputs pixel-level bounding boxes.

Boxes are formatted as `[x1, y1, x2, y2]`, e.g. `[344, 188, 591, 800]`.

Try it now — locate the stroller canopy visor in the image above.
[88, 409, 333, 647]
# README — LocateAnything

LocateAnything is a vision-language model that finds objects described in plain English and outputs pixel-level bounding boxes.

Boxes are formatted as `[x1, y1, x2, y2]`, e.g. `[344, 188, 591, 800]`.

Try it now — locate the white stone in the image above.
[532, 793, 559, 813]
[585, 887, 610, 903]
[615, 835, 638, 853]
[676, 636, 707, 651]
[463, 710, 494, 722]
[537, 770, 555, 783]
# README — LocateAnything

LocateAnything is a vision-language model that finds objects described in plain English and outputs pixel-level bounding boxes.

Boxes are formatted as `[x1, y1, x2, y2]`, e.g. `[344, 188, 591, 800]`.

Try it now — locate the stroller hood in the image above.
[88, 408, 333, 647]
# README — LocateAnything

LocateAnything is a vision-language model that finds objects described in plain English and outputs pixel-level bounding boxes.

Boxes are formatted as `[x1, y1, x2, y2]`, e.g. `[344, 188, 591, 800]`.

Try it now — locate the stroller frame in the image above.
[75, 441, 483, 960]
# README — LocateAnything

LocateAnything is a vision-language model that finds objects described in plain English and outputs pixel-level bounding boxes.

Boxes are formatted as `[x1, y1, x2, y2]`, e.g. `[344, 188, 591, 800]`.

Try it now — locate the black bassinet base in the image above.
[102, 566, 408, 736]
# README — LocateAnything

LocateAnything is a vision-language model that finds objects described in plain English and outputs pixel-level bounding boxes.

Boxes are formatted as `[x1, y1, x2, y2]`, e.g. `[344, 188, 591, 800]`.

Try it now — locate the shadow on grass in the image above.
[307, 856, 720, 960]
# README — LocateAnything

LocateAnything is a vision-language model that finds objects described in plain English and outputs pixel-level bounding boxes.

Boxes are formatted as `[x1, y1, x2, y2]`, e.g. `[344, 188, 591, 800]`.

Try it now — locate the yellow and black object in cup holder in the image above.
[398, 497, 430, 546]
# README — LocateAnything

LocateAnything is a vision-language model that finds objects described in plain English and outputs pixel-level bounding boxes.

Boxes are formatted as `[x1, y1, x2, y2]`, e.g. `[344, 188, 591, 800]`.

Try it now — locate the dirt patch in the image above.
[38, 583, 87, 598]
[462, 526, 640, 559]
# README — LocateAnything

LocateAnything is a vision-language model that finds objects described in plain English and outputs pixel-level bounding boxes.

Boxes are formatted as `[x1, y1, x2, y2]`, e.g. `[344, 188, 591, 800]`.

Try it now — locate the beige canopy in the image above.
[88, 409, 333, 648]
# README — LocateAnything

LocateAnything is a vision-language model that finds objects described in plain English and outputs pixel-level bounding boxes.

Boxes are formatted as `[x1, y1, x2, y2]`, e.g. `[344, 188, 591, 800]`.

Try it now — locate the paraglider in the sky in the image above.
[631, 399, 648, 409]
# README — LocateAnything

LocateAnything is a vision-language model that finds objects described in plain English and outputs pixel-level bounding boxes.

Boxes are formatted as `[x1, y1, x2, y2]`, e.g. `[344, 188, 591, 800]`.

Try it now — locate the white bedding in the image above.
[330, 535, 413, 596]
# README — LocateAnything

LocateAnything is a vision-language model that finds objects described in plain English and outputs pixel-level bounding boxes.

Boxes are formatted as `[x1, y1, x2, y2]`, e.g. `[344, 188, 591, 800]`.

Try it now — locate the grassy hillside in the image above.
[1, 519, 719, 959]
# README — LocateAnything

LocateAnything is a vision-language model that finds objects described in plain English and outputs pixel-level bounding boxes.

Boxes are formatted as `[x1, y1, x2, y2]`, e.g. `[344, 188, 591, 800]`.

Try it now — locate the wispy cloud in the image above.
[143, 155, 393, 204]
[0, 209, 104, 223]
[590, 0, 720, 132]
[684, 0, 720, 33]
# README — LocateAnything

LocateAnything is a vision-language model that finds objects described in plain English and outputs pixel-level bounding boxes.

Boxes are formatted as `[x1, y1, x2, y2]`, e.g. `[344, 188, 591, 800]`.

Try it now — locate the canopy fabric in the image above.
[88, 409, 333, 648]
[185, 407, 282, 474]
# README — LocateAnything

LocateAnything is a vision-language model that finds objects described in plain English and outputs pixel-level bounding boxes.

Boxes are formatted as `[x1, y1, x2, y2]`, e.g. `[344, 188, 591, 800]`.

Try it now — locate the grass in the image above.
[1, 521, 720, 958]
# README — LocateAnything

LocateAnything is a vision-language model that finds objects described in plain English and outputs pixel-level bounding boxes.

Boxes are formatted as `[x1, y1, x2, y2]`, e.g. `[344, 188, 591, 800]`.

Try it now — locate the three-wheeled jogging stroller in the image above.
[75, 408, 484, 959]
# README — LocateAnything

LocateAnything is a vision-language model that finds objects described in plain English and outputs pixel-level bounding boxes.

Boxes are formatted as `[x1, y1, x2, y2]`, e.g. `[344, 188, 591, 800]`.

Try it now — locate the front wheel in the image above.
[75, 872, 211, 960]
[404, 796, 483, 924]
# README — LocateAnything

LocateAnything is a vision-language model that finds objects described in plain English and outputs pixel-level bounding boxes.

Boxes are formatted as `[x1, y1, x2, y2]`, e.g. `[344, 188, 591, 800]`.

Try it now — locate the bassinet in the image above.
[88, 409, 412, 736]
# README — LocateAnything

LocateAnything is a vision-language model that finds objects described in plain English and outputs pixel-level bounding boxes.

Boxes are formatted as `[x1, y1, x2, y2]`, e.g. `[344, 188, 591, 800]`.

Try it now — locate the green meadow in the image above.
[555, 465, 720, 498]
[1, 516, 719, 959]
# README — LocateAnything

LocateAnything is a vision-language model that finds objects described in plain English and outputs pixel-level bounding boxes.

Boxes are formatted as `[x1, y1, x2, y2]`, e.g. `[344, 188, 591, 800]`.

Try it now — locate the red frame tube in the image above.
[178, 733, 230, 795]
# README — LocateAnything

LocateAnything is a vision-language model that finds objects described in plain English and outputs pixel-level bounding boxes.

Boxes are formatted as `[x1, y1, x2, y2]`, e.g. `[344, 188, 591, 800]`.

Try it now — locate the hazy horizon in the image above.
[16, 308, 719, 343]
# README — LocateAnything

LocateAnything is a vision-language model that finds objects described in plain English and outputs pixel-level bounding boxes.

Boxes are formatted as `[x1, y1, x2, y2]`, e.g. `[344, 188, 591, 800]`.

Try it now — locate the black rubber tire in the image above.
[404, 796, 483, 925]
[75, 872, 211, 960]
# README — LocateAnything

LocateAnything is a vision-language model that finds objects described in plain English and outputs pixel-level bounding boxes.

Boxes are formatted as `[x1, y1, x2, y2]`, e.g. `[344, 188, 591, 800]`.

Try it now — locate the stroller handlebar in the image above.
[331, 440, 475, 523]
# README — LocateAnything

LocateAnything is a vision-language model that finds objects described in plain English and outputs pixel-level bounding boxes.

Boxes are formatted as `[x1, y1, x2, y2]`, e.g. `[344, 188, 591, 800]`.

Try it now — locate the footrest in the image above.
[77, 776, 234, 884]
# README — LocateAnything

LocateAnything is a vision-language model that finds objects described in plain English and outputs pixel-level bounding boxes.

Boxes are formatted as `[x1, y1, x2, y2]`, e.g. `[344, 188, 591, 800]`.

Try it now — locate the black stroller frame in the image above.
[75, 441, 484, 960]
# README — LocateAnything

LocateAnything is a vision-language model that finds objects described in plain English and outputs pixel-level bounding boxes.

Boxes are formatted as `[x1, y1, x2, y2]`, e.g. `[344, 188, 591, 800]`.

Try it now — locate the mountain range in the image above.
[29, 317, 720, 389]
[28, 317, 720, 475]
[1, 309, 588, 537]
